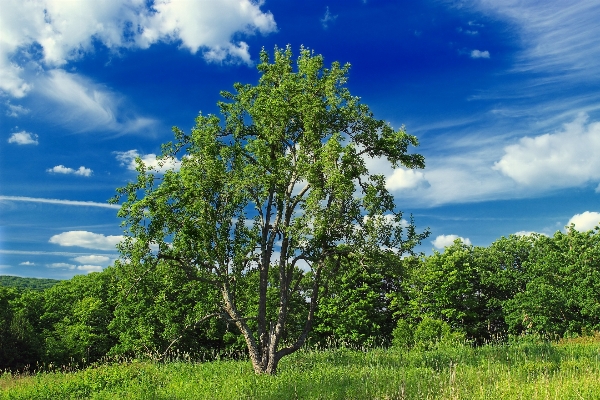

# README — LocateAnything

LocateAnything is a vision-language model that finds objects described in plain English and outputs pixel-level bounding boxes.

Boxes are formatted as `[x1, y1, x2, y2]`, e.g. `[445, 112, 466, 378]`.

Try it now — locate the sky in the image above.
[1, 0, 599, 279]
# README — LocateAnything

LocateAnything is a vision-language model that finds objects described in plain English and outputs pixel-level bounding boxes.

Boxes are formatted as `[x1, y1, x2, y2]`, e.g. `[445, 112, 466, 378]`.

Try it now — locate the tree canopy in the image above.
[111, 46, 428, 374]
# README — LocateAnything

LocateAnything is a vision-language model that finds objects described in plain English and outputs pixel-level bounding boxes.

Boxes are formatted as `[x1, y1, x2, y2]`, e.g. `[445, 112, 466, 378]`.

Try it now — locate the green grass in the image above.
[2, 340, 599, 399]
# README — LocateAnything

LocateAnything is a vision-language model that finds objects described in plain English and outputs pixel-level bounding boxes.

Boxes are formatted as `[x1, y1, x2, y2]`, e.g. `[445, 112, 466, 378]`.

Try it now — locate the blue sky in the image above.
[1, 0, 599, 279]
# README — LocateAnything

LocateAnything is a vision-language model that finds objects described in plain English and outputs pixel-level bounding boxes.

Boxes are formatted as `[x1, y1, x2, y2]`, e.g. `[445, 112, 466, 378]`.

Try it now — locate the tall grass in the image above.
[2, 339, 599, 399]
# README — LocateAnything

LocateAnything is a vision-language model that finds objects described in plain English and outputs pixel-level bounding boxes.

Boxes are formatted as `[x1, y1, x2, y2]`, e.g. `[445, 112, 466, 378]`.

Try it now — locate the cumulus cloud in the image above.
[386, 168, 428, 191]
[19, 261, 35, 266]
[567, 211, 600, 232]
[8, 131, 38, 145]
[46, 165, 93, 177]
[49, 230, 123, 250]
[72, 255, 111, 265]
[114, 149, 181, 173]
[493, 114, 600, 188]
[432, 234, 472, 249]
[471, 49, 490, 58]
[0, 0, 276, 98]
[76, 265, 104, 272]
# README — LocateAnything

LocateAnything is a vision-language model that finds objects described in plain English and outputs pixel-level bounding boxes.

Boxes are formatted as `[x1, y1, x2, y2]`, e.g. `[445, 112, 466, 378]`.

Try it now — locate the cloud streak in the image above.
[0, 196, 120, 209]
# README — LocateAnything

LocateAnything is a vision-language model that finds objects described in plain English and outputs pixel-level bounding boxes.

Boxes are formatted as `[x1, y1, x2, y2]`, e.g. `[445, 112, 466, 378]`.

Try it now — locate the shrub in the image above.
[392, 319, 414, 349]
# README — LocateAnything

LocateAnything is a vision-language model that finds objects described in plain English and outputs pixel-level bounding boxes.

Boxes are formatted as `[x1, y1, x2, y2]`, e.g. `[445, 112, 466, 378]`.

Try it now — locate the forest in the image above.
[2, 227, 599, 372]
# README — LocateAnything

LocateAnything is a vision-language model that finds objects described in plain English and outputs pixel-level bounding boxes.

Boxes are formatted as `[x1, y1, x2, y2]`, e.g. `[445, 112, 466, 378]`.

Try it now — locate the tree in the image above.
[112, 46, 428, 374]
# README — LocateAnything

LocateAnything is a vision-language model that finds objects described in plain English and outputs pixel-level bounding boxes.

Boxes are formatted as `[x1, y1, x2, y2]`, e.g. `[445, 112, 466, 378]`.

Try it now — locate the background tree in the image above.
[504, 227, 600, 337]
[112, 46, 428, 374]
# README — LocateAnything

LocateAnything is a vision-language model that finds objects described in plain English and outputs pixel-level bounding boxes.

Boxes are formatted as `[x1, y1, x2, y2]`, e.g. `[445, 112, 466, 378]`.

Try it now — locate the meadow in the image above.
[2, 338, 599, 399]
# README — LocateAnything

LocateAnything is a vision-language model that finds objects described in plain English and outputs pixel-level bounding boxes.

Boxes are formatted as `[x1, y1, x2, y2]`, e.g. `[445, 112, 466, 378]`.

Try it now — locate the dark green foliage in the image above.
[391, 319, 413, 349]
[504, 227, 600, 337]
[0, 276, 61, 291]
[413, 317, 455, 348]
[40, 270, 118, 365]
[108, 259, 227, 359]
[312, 252, 403, 347]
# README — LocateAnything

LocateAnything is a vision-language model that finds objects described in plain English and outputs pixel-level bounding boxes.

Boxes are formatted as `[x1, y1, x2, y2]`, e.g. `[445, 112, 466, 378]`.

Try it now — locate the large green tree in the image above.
[112, 46, 427, 374]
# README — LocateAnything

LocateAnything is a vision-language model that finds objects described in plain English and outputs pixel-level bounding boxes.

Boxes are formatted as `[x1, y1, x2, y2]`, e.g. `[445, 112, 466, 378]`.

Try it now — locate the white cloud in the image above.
[34, 69, 156, 133]
[0, 0, 276, 98]
[432, 234, 472, 249]
[386, 168, 428, 191]
[6, 103, 30, 117]
[321, 6, 338, 29]
[0, 249, 119, 257]
[514, 231, 547, 237]
[19, 261, 36, 266]
[493, 114, 600, 188]
[76, 265, 104, 273]
[8, 131, 38, 145]
[47, 165, 93, 177]
[48, 263, 76, 269]
[49, 231, 123, 250]
[596, 183, 600, 193]
[567, 211, 600, 232]
[470, 49, 490, 59]
[47, 262, 103, 273]
[0, 195, 120, 209]
[114, 149, 181, 173]
[465, 1, 600, 78]
[72, 255, 111, 265]
[140, 0, 276, 64]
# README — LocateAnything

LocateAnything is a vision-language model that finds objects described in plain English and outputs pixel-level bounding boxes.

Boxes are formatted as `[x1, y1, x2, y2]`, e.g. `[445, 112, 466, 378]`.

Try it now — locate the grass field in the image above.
[2, 339, 599, 399]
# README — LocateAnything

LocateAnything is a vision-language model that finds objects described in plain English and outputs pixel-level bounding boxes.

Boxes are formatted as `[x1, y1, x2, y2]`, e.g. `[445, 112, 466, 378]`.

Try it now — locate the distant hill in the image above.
[0, 275, 62, 291]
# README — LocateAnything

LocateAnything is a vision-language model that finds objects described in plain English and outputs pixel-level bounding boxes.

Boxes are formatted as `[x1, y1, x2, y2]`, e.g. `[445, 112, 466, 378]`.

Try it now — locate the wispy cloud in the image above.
[34, 70, 157, 134]
[46, 165, 93, 177]
[321, 6, 338, 29]
[466, 1, 600, 78]
[5, 102, 30, 117]
[0, 196, 120, 209]
[0, 249, 118, 256]
[7, 131, 38, 145]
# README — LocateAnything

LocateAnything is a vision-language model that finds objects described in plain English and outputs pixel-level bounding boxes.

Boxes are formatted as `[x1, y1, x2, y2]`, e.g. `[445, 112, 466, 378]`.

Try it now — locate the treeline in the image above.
[1, 227, 598, 371]
[0, 276, 60, 291]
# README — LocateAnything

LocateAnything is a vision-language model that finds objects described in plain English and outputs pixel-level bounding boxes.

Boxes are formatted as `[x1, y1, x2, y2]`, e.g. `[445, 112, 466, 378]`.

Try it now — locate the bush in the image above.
[391, 319, 413, 349]
[413, 318, 464, 349]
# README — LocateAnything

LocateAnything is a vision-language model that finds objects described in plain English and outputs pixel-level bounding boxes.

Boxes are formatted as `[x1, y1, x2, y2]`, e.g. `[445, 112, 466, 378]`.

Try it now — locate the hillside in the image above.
[0, 275, 61, 291]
